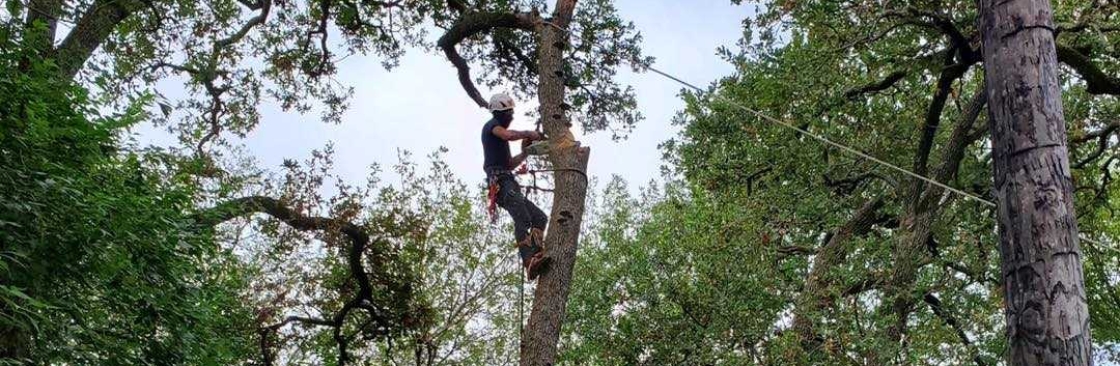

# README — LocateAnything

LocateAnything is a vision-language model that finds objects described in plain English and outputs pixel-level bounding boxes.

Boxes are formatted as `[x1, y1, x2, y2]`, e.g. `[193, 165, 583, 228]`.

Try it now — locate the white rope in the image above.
[541, 19, 1119, 253]
[649, 67, 996, 208]
[645, 65, 1119, 253]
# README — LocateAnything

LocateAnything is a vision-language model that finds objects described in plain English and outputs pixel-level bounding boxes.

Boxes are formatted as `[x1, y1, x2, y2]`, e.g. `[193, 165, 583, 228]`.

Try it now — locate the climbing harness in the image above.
[483, 164, 586, 222]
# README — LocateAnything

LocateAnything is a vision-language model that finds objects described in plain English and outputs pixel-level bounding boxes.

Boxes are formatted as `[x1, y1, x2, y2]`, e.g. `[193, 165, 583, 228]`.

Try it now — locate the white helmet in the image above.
[488, 93, 515, 112]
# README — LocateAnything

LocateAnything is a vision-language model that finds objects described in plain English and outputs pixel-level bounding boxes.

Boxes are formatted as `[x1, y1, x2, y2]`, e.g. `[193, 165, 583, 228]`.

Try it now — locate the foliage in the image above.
[563, 0, 1120, 364]
[565, 178, 787, 365]
[0, 45, 256, 364]
[228, 148, 534, 365]
[2, 0, 647, 157]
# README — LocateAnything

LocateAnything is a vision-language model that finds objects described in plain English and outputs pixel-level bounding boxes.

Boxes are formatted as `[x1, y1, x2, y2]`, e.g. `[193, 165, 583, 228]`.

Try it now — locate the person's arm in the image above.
[509, 151, 528, 169]
[492, 125, 542, 141]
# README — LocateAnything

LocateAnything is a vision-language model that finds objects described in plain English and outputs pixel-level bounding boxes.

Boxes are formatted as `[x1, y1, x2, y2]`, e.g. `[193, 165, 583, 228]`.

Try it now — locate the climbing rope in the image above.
[540, 18, 1117, 253]
[641, 64, 1119, 254]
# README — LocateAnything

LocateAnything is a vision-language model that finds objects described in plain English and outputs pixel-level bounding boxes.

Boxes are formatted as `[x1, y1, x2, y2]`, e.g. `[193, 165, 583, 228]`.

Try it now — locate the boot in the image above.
[529, 228, 546, 252]
[518, 236, 552, 281]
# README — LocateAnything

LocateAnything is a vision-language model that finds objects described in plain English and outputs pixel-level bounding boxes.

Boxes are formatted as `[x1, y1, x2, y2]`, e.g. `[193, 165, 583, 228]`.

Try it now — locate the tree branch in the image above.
[912, 59, 974, 189]
[776, 245, 817, 258]
[196, 196, 419, 365]
[437, 11, 539, 107]
[791, 197, 885, 352]
[1072, 120, 1119, 169]
[192, 195, 369, 251]
[1057, 44, 1120, 95]
[841, 273, 885, 297]
[918, 88, 987, 208]
[23, 0, 63, 52]
[54, 0, 147, 80]
[843, 70, 907, 100]
[924, 293, 989, 366]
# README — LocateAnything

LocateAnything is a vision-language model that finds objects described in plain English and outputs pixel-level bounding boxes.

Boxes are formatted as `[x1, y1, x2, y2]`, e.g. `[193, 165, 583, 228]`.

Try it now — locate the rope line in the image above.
[541, 18, 1118, 251]
[527, 167, 589, 182]
[650, 66, 996, 208]
[644, 65, 1118, 253]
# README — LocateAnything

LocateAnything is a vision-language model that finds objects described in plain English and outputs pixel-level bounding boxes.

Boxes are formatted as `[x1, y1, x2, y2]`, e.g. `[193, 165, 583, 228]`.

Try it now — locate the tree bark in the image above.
[520, 1, 587, 365]
[791, 197, 883, 353]
[23, 0, 62, 52]
[979, 1, 1092, 365]
[53, 0, 146, 80]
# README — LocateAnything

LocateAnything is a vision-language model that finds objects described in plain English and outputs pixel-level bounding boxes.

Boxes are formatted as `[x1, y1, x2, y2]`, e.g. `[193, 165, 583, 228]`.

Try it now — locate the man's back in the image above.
[481, 118, 512, 170]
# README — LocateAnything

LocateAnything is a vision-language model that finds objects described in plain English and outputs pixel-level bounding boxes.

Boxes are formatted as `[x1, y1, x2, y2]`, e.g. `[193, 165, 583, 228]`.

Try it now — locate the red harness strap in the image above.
[487, 164, 530, 223]
[487, 181, 500, 223]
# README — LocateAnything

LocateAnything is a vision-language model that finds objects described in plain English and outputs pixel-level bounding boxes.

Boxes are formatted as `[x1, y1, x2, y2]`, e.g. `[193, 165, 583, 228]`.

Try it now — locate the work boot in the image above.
[518, 236, 552, 281]
[529, 228, 546, 251]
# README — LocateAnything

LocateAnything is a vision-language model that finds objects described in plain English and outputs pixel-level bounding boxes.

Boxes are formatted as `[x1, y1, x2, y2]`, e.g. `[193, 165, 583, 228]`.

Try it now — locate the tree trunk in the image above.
[0, 324, 29, 361]
[979, 1, 1092, 365]
[520, 1, 587, 365]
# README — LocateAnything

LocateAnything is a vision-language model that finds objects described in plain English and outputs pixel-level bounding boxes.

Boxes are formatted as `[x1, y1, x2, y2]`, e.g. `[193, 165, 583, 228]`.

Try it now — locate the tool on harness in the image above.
[485, 163, 589, 223]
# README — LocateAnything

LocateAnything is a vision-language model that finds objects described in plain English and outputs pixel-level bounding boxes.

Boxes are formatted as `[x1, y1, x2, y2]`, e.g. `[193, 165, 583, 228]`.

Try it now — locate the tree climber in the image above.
[481, 93, 552, 280]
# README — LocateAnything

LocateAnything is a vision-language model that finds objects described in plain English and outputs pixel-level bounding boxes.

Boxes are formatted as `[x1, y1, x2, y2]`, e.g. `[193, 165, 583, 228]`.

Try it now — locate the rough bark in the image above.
[53, 0, 146, 80]
[980, 1, 1092, 365]
[520, 1, 587, 365]
[881, 90, 988, 355]
[791, 197, 884, 353]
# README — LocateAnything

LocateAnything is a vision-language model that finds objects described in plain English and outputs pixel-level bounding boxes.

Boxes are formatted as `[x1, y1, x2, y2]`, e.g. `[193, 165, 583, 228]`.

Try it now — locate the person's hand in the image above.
[527, 131, 543, 141]
[521, 138, 533, 149]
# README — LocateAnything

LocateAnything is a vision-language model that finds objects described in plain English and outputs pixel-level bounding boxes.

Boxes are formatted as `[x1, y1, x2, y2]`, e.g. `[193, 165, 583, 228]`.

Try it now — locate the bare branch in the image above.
[843, 70, 907, 100]
[215, 0, 273, 49]
[437, 11, 539, 107]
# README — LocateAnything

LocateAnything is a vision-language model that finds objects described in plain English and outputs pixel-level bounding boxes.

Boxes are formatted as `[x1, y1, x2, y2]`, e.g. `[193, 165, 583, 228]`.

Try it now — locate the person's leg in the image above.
[496, 175, 532, 243]
[527, 200, 548, 230]
[526, 200, 548, 251]
[495, 175, 551, 279]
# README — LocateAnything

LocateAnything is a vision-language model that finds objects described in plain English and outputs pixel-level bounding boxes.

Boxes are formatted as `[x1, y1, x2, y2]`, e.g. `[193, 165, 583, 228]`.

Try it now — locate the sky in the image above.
[136, 0, 755, 191]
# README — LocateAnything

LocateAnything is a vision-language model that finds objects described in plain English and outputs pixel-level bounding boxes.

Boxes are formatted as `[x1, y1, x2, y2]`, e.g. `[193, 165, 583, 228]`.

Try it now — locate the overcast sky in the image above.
[136, 1, 755, 191]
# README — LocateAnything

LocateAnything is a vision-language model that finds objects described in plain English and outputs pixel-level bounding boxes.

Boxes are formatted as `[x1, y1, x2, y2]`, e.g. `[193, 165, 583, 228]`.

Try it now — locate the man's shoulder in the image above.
[483, 118, 500, 132]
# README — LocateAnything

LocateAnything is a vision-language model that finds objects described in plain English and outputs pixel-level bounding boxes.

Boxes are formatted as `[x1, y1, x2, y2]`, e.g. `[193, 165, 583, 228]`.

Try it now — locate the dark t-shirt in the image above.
[481, 118, 512, 170]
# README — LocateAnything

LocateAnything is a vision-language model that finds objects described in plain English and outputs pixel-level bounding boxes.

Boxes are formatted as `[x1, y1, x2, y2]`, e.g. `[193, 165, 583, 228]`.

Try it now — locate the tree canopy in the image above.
[4, 0, 1120, 365]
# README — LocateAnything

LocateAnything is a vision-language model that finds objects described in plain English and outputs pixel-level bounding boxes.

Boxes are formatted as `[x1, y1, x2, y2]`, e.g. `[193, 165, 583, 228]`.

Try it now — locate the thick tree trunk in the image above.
[980, 1, 1092, 365]
[520, 1, 587, 365]
[0, 325, 30, 361]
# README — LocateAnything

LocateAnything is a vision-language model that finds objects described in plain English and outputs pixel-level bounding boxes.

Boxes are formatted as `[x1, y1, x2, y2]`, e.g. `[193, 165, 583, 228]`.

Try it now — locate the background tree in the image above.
[562, 0, 1120, 364]
[979, 0, 1093, 364]
[0, 41, 258, 364]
